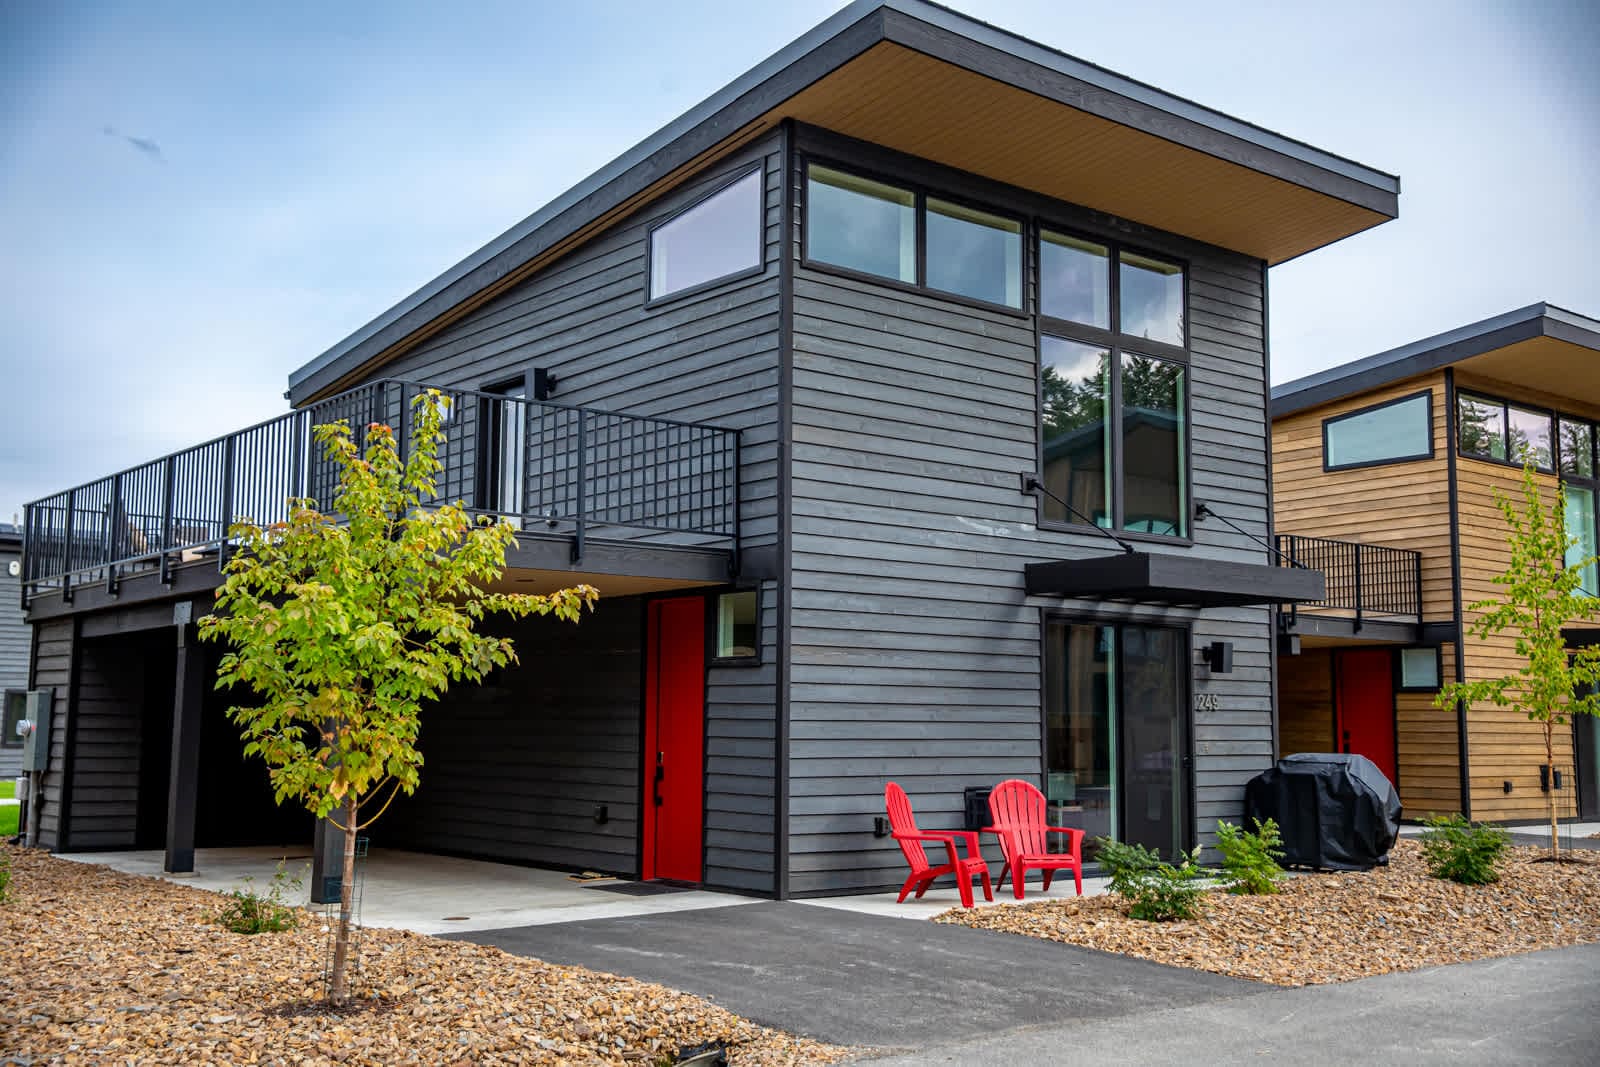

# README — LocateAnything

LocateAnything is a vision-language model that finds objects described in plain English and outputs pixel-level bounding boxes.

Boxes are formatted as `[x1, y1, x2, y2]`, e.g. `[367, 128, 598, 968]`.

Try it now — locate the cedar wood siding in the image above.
[0, 542, 27, 777]
[784, 127, 1278, 894]
[347, 133, 786, 892]
[1454, 372, 1597, 821]
[1270, 373, 1463, 814]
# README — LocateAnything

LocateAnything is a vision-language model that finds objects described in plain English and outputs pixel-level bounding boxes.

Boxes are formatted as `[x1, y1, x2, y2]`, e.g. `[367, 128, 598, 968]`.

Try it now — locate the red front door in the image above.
[1336, 649, 1397, 787]
[642, 597, 706, 882]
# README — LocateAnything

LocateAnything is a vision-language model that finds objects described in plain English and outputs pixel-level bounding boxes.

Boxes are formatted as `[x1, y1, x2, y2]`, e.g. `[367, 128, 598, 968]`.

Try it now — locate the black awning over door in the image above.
[1024, 552, 1325, 608]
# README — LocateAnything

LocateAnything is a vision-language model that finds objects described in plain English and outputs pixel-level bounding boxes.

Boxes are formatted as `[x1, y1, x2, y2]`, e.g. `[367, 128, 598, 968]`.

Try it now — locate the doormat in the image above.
[587, 880, 694, 896]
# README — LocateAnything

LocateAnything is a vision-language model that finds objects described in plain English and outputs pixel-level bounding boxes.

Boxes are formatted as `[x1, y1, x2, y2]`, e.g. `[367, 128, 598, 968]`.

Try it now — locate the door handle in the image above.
[653, 751, 665, 806]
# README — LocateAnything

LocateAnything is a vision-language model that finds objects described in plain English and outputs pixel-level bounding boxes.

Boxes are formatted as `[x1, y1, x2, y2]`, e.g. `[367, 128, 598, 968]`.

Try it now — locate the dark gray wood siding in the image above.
[30, 618, 74, 850]
[0, 543, 27, 777]
[352, 134, 786, 891]
[381, 599, 646, 874]
[784, 128, 1276, 894]
[62, 637, 145, 849]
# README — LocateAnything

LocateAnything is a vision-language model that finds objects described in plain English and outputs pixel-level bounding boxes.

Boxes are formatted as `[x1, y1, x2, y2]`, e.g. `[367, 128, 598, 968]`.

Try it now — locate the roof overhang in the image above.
[287, 0, 1399, 406]
[1273, 303, 1600, 418]
[1025, 552, 1326, 608]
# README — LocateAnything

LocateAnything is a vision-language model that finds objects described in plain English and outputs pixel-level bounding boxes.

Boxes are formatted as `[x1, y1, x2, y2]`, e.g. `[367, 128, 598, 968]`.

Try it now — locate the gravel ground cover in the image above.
[936, 840, 1600, 986]
[0, 846, 851, 1065]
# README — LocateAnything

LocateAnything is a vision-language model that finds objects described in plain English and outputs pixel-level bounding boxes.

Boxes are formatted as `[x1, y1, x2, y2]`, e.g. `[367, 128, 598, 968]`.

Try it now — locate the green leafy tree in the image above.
[1435, 461, 1600, 858]
[200, 391, 597, 1003]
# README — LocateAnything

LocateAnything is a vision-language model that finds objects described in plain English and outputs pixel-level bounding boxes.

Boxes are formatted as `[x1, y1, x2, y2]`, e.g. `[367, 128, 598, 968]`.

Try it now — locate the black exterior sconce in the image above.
[873, 816, 890, 838]
[1198, 641, 1234, 673]
[534, 366, 558, 400]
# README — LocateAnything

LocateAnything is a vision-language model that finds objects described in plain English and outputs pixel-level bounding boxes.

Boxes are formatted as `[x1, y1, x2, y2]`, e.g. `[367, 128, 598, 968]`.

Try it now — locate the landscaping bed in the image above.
[0, 845, 850, 1065]
[936, 840, 1600, 986]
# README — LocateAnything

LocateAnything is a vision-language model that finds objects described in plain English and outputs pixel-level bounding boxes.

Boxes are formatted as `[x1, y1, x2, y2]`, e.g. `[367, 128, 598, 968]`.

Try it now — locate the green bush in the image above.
[214, 861, 305, 934]
[0, 852, 11, 905]
[1094, 837, 1210, 921]
[1420, 813, 1510, 885]
[1215, 818, 1285, 895]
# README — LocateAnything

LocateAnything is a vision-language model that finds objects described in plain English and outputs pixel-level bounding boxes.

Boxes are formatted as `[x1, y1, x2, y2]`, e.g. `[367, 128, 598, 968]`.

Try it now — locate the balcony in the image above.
[22, 379, 741, 609]
[1276, 534, 1423, 643]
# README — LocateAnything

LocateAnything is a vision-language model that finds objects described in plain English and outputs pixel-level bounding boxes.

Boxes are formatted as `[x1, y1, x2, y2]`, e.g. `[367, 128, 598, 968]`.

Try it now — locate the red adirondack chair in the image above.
[985, 778, 1085, 900]
[884, 782, 993, 909]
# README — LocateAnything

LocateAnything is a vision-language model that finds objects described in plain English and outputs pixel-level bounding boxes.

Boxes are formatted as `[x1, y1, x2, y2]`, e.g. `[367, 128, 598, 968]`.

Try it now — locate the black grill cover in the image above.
[1244, 753, 1402, 871]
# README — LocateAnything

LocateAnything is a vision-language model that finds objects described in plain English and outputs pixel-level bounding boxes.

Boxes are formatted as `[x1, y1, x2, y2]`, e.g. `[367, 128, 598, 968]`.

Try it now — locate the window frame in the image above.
[1321, 388, 1435, 472]
[1456, 389, 1557, 473]
[707, 586, 762, 667]
[1036, 222, 1191, 544]
[1, 688, 25, 749]
[798, 154, 1029, 317]
[1394, 646, 1443, 693]
[644, 162, 767, 309]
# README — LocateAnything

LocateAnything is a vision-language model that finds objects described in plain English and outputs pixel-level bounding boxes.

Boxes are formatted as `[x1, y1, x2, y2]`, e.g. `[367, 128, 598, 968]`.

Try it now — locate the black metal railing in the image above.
[1276, 533, 1422, 630]
[22, 378, 740, 605]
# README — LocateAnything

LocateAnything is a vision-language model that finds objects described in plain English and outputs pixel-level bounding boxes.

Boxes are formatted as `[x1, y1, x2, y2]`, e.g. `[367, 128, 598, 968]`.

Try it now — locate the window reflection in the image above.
[1040, 231, 1110, 328]
[1565, 486, 1599, 597]
[926, 198, 1021, 307]
[1457, 394, 1507, 460]
[1041, 336, 1111, 527]
[1045, 623, 1116, 862]
[1560, 419, 1594, 478]
[1119, 253, 1184, 346]
[1121, 353, 1187, 537]
[1507, 404, 1553, 470]
[649, 169, 763, 301]
[805, 164, 916, 283]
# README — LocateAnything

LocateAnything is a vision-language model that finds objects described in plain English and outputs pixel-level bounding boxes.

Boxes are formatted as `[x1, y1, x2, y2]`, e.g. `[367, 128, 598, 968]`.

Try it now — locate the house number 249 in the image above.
[1194, 693, 1222, 711]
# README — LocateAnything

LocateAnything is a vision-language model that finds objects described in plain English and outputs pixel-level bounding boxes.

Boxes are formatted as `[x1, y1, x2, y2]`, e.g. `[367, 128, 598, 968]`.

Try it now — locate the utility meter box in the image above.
[20, 688, 53, 773]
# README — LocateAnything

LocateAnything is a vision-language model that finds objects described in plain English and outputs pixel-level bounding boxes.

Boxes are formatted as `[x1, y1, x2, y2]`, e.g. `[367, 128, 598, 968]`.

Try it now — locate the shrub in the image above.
[214, 861, 305, 934]
[1215, 818, 1285, 895]
[1094, 837, 1210, 921]
[1420, 813, 1510, 885]
[0, 852, 11, 905]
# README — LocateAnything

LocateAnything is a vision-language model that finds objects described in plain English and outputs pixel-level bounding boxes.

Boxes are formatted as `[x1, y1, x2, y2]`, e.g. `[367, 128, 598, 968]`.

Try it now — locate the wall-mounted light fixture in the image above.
[873, 816, 890, 838]
[1198, 641, 1234, 673]
[533, 367, 558, 400]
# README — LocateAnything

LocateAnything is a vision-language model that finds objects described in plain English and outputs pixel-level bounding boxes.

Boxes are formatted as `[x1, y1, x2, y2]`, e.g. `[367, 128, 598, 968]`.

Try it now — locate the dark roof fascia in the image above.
[1271, 303, 1600, 419]
[1024, 551, 1326, 607]
[287, 0, 1402, 405]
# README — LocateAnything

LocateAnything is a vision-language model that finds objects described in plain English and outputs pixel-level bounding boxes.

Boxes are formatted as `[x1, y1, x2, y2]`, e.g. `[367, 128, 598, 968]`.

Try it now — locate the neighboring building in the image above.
[18, 0, 1401, 896]
[1272, 304, 1600, 824]
[1, 524, 28, 779]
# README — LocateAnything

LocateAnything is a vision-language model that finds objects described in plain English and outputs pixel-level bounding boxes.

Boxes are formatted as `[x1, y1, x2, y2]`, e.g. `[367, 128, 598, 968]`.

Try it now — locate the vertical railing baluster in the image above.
[571, 408, 586, 563]
[218, 435, 236, 570]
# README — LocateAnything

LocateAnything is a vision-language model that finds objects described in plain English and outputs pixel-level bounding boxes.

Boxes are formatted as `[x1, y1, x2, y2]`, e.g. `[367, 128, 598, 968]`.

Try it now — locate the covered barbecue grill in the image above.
[1244, 753, 1402, 871]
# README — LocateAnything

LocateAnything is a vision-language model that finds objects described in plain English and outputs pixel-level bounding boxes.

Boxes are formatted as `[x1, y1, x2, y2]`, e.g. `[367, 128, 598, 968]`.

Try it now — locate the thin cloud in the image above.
[101, 125, 162, 162]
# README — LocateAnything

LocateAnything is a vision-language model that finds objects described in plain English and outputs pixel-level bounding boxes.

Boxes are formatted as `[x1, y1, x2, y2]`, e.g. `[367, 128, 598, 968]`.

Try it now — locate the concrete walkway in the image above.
[858, 942, 1600, 1065]
[448, 901, 1259, 1048]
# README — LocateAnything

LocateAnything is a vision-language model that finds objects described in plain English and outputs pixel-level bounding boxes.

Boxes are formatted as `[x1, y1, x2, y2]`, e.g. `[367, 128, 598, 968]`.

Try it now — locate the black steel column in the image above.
[164, 615, 204, 874]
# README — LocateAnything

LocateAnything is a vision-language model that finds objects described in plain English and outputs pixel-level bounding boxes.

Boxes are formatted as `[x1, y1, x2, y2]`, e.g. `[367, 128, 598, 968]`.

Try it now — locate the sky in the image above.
[1, 0, 1597, 521]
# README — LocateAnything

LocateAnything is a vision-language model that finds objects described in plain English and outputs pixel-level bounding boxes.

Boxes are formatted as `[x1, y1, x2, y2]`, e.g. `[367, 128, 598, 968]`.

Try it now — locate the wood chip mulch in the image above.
[935, 839, 1600, 986]
[0, 845, 851, 1065]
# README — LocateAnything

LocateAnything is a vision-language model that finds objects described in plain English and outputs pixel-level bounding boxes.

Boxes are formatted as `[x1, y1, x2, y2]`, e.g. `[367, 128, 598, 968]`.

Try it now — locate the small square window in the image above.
[925, 198, 1022, 308]
[1119, 252, 1184, 346]
[1507, 404, 1554, 471]
[1457, 393, 1507, 461]
[2, 690, 25, 749]
[805, 164, 916, 284]
[714, 590, 759, 661]
[1398, 647, 1441, 691]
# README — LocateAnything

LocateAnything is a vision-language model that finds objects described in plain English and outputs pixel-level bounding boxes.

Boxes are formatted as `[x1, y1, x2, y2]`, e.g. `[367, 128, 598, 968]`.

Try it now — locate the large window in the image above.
[1040, 229, 1187, 538]
[1457, 391, 1554, 471]
[648, 168, 763, 302]
[1322, 390, 1433, 471]
[803, 161, 1023, 309]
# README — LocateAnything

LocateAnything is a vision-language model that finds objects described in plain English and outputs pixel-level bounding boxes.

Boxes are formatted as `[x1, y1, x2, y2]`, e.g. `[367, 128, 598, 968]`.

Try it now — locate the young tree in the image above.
[1436, 461, 1600, 858]
[200, 391, 597, 1003]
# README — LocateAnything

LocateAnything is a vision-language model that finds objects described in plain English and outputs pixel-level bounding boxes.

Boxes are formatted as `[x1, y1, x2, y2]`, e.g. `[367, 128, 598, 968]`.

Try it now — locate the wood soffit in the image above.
[298, 30, 1397, 404]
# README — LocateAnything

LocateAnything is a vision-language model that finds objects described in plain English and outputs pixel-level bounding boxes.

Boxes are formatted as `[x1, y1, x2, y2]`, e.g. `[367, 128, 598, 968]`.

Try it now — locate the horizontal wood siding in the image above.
[30, 618, 73, 850]
[1454, 373, 1600, 820]
[381, 599, 645, 874]
[1272, 373, 1453, 620]
[704, 580, 778, 893]
[1398, 640, 1461, 816]
[0, 545, 27, 777]
[1278, 648, 1333, 757]
[785, 130, 1276, 894]
[63, 638, 147, 849]
[373, 134, 785, 552]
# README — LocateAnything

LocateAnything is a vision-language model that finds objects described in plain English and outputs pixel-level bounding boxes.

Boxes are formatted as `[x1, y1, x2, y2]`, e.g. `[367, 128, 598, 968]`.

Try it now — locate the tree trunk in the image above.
[1546, 723, 1560, 861]
[329, 796, 359, 1005]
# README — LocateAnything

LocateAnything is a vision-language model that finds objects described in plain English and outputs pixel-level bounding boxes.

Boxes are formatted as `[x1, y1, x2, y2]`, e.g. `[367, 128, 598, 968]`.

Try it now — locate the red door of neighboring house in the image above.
[1336, 649, 1397, 787]
[642, 597, 706, 882]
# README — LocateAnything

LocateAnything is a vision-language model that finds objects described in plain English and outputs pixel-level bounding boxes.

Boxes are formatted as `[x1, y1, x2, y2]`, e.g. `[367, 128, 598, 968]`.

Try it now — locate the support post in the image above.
[165, 610, 204, 874]
[310, 814, 345, 905]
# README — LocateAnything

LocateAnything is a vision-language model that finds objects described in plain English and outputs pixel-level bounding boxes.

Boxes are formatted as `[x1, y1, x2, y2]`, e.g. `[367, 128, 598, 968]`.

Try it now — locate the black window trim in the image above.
[1, 687, 25, 749]
[644, 161, 767, 310]
[707, 584, 763, 668]
[798, 154, 1029, 318]
[1036, 224, 1192, 543]
[1321, 387, 1435, 472]
[1456, 388, 1559, 473]
[1394, 645, 1444, 693]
